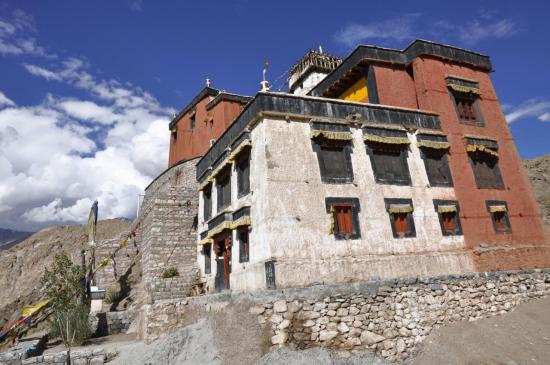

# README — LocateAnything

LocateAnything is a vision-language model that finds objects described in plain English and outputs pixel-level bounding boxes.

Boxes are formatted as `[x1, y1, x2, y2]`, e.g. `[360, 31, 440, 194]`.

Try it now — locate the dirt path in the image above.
[412, 296, 550, 365]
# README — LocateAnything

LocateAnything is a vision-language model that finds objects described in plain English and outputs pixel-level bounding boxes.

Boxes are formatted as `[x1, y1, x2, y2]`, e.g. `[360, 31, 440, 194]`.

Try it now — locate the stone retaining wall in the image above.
[0, 349, 106, 365]
[89, 311, 130, 337]
[139, 269, 550, 362]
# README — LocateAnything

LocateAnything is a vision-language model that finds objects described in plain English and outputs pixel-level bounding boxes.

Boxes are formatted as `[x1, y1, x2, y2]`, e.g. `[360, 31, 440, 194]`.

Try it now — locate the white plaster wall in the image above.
[259, 118, 473, 288]
[291, 72, 328, 96]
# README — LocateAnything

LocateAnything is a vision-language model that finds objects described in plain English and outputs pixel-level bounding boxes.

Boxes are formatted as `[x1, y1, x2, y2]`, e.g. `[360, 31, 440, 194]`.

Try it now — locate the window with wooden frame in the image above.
[447, 77, 484, 126]
[238, 228, 250, 263]
[189, 109, 196, 129]
[236, 148, 251, 198]
[433, 200, 462, 236]
[325, 197, 361, 240]
[486, 201, 512, 233]
[203, 243, 212, 274]
[466, 138, 504, 189]
[364, 127, 411, 186]
[417, 133, 453, 187]
[385, 198, 416, 238]
[171, 128, 177, 144]
[311, 122, 354, 184]
[203, 184, 212, 221]
[216, 166, 232, 210]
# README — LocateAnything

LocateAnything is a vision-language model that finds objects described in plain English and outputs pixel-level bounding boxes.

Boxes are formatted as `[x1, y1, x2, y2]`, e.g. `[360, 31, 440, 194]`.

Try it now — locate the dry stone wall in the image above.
[138, 158, 200, 303]
[0, 349, 107, 365]
[140, 269, 550, 362]
[94, 236, 140, 289]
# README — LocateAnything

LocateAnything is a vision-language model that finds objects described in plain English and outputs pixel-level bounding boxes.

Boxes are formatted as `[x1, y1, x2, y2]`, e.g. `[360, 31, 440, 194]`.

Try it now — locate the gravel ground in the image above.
[412, 295, 550, 364]
[256, 347, 392, 365]
[109, 318, 222, 365]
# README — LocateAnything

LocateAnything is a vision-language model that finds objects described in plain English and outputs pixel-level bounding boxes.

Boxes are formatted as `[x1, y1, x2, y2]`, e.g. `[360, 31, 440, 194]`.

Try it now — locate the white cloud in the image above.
[334, 13, 518, 47]
[334, 14, 421, 47]
[58, 100, 119, 125]
[0, 10, 49, 57]
[23, 64, 63, 81]
[0, 92, 15, 106]
[505, 99, 550, 123]
[0, 89, 171, 230]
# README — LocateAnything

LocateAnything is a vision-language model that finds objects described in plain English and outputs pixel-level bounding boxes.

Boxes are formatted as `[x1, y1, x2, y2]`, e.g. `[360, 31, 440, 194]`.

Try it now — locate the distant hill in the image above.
[0, 228, 33, 251]
[0, 219, 131, 326]
[524, 154, 550, 230]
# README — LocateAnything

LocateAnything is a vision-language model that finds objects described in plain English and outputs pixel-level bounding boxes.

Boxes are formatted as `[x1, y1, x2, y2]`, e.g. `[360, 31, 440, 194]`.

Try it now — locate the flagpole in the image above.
[87, 201, 98, 287]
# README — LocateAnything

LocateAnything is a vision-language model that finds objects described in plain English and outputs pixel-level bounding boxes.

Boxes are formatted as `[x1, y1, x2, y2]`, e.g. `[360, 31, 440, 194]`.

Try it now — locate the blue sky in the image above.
[0, 0, 549, 230]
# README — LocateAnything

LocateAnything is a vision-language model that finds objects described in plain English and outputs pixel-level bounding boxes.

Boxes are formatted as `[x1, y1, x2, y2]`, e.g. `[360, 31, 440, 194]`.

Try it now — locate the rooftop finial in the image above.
[206, 78, 212, 87]
[319, 45, 323, 53]
[260, 60, 270, 92]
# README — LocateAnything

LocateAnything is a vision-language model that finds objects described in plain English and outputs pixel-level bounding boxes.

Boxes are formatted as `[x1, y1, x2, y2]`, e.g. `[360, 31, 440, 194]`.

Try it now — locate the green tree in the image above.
[40, 253, 91, 348]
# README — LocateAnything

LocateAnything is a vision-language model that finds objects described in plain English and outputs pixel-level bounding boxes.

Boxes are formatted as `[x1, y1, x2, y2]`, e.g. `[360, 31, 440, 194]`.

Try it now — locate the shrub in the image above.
[162, 267, 179, 278]
[41, 253, 91, 348]
[104, 286, 121, 304]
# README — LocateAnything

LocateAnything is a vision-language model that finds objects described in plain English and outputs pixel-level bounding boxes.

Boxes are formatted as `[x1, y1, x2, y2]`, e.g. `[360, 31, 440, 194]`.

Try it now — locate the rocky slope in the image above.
[0, 219, 130, 327]
[524, 154, 550, 229]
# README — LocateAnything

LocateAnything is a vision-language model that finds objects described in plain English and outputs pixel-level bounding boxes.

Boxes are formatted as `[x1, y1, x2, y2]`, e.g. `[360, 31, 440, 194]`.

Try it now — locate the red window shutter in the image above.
[394, 213, 409, 234]
[334, 206, 353, 234]
[494, 212, 506, 230]
[442, 212, 456, 232]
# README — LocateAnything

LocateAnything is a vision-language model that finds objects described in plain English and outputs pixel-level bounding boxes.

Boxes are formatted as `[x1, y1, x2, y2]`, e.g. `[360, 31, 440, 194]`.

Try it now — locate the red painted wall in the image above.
[168, 98, 247, 166]
[373, 57, 550, 271]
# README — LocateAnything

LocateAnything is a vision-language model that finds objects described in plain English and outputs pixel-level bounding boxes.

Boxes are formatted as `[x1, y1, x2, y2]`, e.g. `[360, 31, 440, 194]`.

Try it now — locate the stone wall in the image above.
[139, 269, 550, 362]
[94, 236, 140, 289]
[138, 158, 200, 303]
[0, 349, 107, 365]
[89, 311, 130, 337]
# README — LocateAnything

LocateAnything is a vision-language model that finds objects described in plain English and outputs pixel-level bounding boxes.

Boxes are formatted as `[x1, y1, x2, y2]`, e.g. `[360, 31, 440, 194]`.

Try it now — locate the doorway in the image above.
[214, 232, 231, 291]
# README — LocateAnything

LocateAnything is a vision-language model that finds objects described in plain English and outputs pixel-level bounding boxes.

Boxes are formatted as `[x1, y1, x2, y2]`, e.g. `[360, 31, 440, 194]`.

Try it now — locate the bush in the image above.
[48, 304, 92, 346]
[104, 286, 121, 304]
[41, 253, 91, 348]
[162, 267, 179, 278]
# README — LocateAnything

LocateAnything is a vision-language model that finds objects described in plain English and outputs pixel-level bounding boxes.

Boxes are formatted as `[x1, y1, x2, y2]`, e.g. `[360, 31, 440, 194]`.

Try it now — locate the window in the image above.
[486, 201, 511, 233]
[203, 184, 212, 221]
[454, 93, 478, 122]
[433, 200, 462, 236]
[216, 166, 231, 210]
[325, 198, 361, 240]
[421, 149, 453, 187]
[238, 228, 249, 263]
[171, 129, 177, 143]
[236, 148, 250, 197]
[385, 198, 416, 238]
[364, 127, 411, 186]
[311, 122, 354, 184]
[367, 146, 411, 185]
[468, 152, 504, 189]
[447, 77, 484, 126]
[204, 243, 212, 274]
[313, 141, 354, 183]
[189, 110, 196, 129]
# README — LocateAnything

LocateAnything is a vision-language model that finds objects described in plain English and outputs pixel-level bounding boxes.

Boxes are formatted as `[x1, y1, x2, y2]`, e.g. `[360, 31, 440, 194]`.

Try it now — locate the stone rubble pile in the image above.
[253, 270, 550, 362]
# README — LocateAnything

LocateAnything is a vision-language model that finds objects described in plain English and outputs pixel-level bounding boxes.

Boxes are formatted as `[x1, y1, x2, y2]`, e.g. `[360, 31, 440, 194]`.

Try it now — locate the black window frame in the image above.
[486, 200, 512, 234]
[203, 243, 212, 274]
[189, 109, 196, 129]
[366, 144, 411, 186]
[325, 197, 361, 240]
[216, 166, 232, 211]
[236, 147, 251, 198]
[384, 198, 416, 238]
[238, 227, 250, 263]
[447, 78, 484, 127]
[433, 200, 463, 236]
[467, 151, 504, 190]
[312, 140, 354, 184]
[203, 183, 212, 221]
[420, 148, 453, 187]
